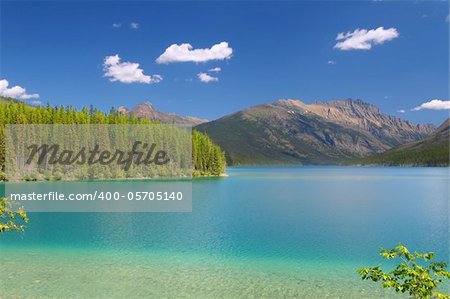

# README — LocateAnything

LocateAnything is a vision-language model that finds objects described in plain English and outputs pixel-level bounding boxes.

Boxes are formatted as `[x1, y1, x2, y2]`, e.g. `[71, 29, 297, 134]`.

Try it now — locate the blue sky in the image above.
[1, 1, 448, 125]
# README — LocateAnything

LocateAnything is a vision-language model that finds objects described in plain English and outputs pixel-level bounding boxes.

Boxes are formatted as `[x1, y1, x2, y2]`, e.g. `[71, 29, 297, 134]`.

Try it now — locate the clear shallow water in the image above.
[0, 167, 449, 298]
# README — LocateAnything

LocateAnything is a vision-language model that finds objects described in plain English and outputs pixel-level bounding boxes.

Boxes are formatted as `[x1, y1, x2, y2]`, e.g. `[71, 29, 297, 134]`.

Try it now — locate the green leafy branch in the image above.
[358, 244, 450, 299]
[0, 197, 29, 234]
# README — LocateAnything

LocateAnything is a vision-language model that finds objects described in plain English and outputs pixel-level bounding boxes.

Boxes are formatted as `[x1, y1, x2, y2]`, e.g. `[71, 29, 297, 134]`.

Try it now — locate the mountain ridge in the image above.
[196, 98, 436, 165]
[119, 102, 208, 125]
[350, 118, 449, 166]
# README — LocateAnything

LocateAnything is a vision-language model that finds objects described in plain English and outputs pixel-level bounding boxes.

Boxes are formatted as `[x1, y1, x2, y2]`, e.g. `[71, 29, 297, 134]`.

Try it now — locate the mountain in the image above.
[118, 102, 207, 125]
[196, 99, 435, 165]
[350, 119, 449, 166]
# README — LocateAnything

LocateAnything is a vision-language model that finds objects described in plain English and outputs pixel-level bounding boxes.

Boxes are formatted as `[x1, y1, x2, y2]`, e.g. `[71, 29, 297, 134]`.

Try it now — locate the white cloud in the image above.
[130, 22, 139, 29]
[0, 79, 39, 99]
[412, 99, 450, 111]
[397, 109, 406, 113]
[31, 100, 42, 105]
[198, 72, 218, 83]
[327, 60, 336, 65]
[334, 27, 399, 50]
[20, 93, 40, 100]
[103, 54, 162, 84]
[208, 67, 221, 72]
[156, 42, 233, 64]
[112, 23, 122, 28]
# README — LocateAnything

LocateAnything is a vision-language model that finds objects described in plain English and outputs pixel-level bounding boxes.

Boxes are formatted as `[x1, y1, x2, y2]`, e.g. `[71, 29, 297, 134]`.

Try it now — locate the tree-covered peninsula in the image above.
[0, 98, 226, 178]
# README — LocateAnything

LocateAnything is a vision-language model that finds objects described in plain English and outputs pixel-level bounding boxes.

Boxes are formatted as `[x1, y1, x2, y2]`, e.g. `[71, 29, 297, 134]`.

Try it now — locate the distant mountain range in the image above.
[118, 102, 208, 125]
[3, 96, 443, 166]
[350, 118, 449, 166]
[195, 99, 436, 165]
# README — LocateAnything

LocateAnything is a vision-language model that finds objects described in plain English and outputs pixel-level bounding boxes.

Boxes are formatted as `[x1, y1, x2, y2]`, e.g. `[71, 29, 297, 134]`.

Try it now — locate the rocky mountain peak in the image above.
[117, 106, 129, 114]
[133, 102, 155, 112]
[316, 98, 380, 113]
[196, 98, 437, 165]
[118, 102, 208, 125]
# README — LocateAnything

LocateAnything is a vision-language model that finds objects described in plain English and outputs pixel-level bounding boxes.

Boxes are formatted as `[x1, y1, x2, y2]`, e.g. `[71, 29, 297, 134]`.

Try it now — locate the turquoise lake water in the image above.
[0, 167, 449, 298]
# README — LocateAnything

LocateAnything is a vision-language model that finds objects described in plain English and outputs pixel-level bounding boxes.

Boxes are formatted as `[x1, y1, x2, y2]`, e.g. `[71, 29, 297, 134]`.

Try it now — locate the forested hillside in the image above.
[0, 98, 226, 178]
[349, 119, 449, 167]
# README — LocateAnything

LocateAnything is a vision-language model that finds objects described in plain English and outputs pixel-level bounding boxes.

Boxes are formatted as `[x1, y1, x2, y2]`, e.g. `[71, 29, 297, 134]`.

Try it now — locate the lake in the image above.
[0, 167, 449, 298]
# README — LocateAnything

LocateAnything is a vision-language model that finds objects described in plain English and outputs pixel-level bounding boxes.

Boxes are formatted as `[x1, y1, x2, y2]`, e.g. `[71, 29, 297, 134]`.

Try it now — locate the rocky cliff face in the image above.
[276, 99, 434, 146]
[118, 102, 208, 125]
[196, 99, 435, 165]
[351, 118, 449, 166]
